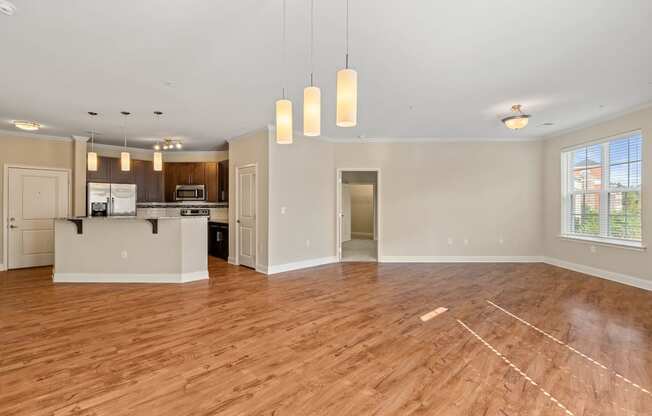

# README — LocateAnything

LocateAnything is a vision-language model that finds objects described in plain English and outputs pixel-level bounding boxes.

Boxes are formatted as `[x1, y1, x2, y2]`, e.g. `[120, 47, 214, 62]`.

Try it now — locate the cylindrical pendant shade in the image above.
[303, 86, 321, 137]
[120, 152, 131, 171]
[336, 68, 357, 127]
[153, 152, 163, 171]
[275, 99, 293, 144]
[87, 152, 98, 171]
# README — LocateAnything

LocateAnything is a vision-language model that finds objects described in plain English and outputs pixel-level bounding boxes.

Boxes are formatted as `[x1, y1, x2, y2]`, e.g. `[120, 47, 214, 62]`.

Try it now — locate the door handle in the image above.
[236, 219, 240, 224]
[9, 224, 18, 229]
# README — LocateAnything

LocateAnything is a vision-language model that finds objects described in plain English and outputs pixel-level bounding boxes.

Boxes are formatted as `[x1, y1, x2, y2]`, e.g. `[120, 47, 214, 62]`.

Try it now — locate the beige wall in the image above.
[0, 133, 74, 267]
[268, 134, 335, 266]
[227, 128, 269, 269]
[267, 137, 544, 266]
[543, 106, 652, 283]
[349, 184, 374, 238]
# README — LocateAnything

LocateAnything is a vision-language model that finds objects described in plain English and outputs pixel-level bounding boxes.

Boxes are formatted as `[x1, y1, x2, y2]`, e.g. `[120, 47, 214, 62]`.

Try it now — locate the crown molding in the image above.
[0, 129, 72, 143]
[72, 135, 90, 142]
[542, 100, 652, 140]
[226, 126, 271, 144]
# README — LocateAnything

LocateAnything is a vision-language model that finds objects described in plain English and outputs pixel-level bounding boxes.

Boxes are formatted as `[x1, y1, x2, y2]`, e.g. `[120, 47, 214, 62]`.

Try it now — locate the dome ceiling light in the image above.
[502, 104, 530, 130]
[0, 0, 16, 16]
[13, 120, 40, 131]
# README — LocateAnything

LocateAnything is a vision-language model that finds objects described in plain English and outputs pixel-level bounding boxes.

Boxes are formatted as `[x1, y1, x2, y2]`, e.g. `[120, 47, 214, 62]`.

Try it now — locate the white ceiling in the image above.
[1, 0, 651, 150]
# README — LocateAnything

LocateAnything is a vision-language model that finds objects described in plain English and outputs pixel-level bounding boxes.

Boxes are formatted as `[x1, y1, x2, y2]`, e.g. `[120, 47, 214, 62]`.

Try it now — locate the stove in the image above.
[180, 208, 210, 217]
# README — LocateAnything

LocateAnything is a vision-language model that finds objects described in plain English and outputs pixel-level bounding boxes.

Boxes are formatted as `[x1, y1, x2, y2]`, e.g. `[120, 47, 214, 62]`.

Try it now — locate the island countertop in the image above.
[53, 216, 208, 284]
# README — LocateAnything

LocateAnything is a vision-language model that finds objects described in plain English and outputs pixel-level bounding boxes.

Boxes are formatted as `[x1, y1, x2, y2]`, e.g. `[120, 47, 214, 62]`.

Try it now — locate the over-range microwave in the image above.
[175, 185, 205, 201]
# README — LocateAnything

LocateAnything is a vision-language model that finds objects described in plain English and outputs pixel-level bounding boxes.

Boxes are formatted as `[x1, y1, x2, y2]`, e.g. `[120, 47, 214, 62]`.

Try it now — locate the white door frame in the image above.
[336, 168, 381, 262]
[234, 163, 258, 269]
[2, 164, 72, 271]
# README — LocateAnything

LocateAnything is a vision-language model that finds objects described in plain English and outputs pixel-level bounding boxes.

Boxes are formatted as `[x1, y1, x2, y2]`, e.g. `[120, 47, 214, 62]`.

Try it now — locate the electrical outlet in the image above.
[498, 237, 504, 245]
[306, 239, 311, 247]
[447, 238, 453, 246]
[281, 206, 287, 215]
[464, 238, 469, 246]
[121, 250, 128, 259]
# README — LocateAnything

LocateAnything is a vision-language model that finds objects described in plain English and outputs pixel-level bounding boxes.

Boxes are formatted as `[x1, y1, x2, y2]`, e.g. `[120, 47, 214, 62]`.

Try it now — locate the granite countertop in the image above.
[137, 202, 228, 208]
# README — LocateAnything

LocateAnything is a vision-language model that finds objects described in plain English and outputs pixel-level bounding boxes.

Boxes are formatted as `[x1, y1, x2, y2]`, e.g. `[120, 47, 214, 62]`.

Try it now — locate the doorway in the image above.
[235, 164, 257, 269]
[4, 166, 70, 269]
[337, 170, 379, 262]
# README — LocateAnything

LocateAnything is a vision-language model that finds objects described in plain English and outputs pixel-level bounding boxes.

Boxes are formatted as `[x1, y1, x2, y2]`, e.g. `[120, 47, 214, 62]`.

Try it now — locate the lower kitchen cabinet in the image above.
[208, 222, 228, 260]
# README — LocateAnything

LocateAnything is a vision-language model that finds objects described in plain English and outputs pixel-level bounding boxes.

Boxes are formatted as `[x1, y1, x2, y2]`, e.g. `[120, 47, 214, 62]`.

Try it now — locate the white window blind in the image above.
[561, 131, 642, 243]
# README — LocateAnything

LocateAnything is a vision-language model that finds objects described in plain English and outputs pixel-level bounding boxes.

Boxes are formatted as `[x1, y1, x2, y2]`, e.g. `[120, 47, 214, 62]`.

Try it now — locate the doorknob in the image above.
[9, 224, 18, 229]
[236, 219, 240, 223]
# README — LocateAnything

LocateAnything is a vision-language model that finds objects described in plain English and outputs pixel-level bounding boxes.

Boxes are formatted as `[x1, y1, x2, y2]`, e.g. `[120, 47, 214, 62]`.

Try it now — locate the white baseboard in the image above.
[380, 256, 544, 263]
[53, 270, 209, 284]
[227, 256, 237, 265]
[351, 232, 373, 239]
[0, 263, 5, 272]
[543, 257, 652, 291]
[256, 263, 268, 274]
[267, 256, 339, 275]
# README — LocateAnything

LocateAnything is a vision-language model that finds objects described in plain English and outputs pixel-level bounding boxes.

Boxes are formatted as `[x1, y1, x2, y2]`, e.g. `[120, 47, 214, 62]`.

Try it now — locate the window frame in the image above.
[560, 130, 644, 248]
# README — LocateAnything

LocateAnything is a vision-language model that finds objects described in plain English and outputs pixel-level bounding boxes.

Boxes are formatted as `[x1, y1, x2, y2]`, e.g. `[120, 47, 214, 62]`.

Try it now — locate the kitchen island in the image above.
[53, 216, 208, 283]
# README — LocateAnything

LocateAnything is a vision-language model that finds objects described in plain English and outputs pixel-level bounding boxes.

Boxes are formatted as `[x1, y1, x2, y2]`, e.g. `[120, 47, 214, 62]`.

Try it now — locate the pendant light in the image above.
[120, 111, 131, 171]
[153, 111, 163, 171]
[303, 0, 320, 137]
[502, 104, 530, 130]
[86, 112, 98, 171]
[275, 0, 293, 144]
[336, 0, 357, 127]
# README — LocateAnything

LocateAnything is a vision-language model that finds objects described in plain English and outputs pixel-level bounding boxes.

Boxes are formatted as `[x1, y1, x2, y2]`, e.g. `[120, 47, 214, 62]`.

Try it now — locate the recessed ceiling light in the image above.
[13, 120, 41, 131]
[0, 0, 16, 16]
[540, 122, 555, 127]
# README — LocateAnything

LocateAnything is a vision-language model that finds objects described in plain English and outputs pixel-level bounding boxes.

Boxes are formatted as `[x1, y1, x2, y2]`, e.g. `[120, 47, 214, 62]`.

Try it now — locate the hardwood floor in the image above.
[1, 258, 650, 415]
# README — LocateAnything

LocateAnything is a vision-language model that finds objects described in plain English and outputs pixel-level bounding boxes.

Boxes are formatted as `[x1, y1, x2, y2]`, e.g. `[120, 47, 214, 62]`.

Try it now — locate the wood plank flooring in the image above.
[1, 258, 651, 415]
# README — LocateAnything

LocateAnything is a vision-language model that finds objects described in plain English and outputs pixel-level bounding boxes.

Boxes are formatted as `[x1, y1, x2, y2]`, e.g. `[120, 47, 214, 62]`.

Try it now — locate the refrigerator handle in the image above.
[110, 197, 114, 215]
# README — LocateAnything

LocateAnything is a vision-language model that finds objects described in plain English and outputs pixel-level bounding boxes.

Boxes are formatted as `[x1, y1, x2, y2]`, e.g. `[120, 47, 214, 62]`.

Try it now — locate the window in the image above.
[561, 131, 642, 244]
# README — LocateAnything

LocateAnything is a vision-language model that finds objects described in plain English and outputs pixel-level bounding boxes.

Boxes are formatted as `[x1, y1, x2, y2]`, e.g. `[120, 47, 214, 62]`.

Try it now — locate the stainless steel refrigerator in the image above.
[87, 183, 137, 216]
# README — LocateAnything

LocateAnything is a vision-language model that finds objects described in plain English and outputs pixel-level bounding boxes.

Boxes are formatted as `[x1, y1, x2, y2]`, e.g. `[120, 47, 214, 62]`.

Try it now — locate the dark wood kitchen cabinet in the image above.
[108, 157, 136, 184]
[86, 156, 112, 183]
[134, 160, 165, 202]
[205, 162, 218, 202]
[217, 160, 229, 203]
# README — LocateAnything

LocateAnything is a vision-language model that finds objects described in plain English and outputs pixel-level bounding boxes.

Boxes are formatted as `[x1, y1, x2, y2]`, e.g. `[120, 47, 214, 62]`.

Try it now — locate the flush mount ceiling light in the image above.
[336, 0, 357, 128]
[502, 104, 530, 130]
[0, 0, 16, 16]
[13, 120, 40, 131]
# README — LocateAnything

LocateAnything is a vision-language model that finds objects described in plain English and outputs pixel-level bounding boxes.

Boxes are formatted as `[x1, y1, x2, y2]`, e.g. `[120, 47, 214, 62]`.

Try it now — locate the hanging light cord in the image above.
[282, 0, 287, 99]
[309, 0, 314, 86]
[122, 113, 127, 150]
[345, 0, 350, 68]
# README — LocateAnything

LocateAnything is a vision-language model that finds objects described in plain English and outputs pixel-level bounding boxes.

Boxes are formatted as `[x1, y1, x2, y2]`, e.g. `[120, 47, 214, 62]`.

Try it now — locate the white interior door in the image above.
[342, 184, 352, 242]
[237, 166, 256, 268]
[8, 167, 69, 269]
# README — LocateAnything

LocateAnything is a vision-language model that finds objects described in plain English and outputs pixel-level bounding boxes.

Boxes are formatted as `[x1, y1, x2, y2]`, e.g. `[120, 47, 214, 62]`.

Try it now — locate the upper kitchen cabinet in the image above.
[218, 160, 229, 203]
[86, 156, 111, 183]
[134, 160, 164, 202]
[205, 162, 218, 202]
[108, 157, 136, 184]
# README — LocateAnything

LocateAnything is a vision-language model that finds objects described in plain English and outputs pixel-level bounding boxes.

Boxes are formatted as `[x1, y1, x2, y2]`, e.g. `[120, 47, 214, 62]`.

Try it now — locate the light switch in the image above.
[281, 206, 287, 214]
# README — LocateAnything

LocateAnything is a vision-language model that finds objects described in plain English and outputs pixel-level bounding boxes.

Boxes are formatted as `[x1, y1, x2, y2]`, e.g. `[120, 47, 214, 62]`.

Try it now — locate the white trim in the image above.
[255, 263, 268, 274]
[558, 234, 646, 251]
[336, 168, 381, 262]
[0, 263, 5, 272]
[53, 271, 208, 284]
[266, 256, 338, 275]
[0, 129, 72, 142]
[543, 257, 652, 291]
[559, 129, 642, 152]
[543, 101, 652, 140]
[72, 135, 90, 142]
[226, 126, 271, 144]
[3, 164, 72, 270]
[227, 256, 237, 265]
[380, 256, 544, 263]
[234, 163, 258, 268]
[323, 136, 542, 144]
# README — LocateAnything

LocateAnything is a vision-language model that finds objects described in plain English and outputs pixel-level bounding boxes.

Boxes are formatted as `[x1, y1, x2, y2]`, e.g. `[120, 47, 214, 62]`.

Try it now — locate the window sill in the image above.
[558, 234, 646, 251]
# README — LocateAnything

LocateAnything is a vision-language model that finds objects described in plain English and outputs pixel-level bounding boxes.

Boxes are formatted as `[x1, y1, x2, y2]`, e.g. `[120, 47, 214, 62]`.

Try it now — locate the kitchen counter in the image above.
[137, 202, 228, 208]
[53, 216, 208, 284]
